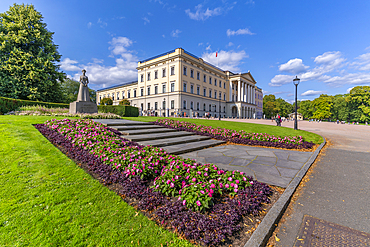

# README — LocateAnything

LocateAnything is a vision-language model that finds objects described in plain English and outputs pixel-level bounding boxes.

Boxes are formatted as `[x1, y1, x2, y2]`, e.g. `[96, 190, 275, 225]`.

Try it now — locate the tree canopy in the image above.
[263, 94, 293, 118]
[61, 78, 96, 103]
[0, 4, 65, 102]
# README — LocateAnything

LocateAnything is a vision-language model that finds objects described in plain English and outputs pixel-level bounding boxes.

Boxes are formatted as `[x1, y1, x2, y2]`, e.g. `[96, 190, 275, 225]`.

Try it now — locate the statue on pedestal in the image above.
[77, 69, 90, 101]
[69, 69, 98, 114]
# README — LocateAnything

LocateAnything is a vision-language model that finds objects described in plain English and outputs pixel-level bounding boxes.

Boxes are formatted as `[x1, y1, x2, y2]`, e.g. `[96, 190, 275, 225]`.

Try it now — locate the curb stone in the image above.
[244, 136, 326, 247]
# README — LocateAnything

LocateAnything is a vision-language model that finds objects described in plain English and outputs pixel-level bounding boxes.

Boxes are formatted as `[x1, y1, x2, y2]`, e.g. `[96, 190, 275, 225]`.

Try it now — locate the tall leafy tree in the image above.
[331, 95, 349, 121]
[0, 4, 65, 102]
[275, 98, 293, 117]
[298, 100, 313, 119]
[346, 86, 370, 122]
[311, 94, 334, 120]
[263, 94, 277, 119]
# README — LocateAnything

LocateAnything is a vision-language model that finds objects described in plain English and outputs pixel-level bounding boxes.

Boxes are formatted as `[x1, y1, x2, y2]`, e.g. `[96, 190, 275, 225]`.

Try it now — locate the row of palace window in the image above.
[182, 101, 226, 113]
[183, 83, 226, 100]
[142, 100, 175, 111]
[140, 66, 176, 82]
[183, 66, 226, 89]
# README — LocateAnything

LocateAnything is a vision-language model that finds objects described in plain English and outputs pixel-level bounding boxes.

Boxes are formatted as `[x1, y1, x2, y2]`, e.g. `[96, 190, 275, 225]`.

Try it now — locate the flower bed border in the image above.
[34, 122, 275, 246]
[152, 120, 315, 150]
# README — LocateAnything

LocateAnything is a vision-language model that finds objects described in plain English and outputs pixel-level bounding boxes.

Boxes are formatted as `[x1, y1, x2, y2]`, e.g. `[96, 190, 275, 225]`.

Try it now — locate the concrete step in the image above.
[164, 139, 226, 155]
[120, 128, 177, 136]
[123, 131, 194, 142]
[110, 125, 166, 131]
[138, 135, 211, 147]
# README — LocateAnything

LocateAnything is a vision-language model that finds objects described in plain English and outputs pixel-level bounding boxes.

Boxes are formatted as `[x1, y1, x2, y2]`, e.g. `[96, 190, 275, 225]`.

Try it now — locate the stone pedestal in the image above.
[69, 101, 98, 114]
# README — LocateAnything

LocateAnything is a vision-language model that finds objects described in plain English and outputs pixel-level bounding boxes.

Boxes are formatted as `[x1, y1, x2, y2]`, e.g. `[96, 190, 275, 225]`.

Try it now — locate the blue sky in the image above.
[2, 0, 370, 102]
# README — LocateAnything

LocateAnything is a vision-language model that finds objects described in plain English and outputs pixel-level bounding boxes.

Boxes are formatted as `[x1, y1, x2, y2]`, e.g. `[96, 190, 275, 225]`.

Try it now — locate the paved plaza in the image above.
[180, 144, 313, 188]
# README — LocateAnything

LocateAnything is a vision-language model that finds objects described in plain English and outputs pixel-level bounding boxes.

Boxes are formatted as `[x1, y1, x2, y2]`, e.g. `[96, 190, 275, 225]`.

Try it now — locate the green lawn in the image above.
[0, 116, 192, 247]
[123, 116, 323, 144]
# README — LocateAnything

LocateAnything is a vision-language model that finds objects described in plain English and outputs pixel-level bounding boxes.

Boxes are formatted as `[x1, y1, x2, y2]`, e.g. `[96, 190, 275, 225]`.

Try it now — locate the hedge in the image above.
[0, 97, 69, 115]
[98, 105, 139, 117]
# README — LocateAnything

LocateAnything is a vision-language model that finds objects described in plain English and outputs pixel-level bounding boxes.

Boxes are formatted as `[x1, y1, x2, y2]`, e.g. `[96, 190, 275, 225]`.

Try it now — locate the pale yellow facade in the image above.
[96, 48, 262, 118]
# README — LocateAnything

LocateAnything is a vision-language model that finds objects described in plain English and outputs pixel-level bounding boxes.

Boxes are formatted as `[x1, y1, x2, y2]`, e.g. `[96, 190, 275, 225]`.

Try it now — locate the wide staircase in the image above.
[93, 119, 225, 155]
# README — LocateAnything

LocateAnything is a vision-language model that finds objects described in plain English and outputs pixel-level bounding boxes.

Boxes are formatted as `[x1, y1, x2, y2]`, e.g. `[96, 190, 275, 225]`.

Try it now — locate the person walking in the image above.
[276, 114, 282, 126]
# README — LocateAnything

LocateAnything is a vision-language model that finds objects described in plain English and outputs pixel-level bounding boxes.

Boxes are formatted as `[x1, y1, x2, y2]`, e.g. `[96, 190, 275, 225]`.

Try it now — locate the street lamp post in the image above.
[219, 94, 221, 120]
[293, 76, 300, 130]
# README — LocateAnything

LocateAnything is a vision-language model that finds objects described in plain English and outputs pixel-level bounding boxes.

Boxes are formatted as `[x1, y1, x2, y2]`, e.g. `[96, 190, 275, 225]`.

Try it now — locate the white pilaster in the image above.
[241, 82, 244, 103]
[238, 80, 241, 102]
[229, 81, 232, 101]
[244, 83, 247, 102]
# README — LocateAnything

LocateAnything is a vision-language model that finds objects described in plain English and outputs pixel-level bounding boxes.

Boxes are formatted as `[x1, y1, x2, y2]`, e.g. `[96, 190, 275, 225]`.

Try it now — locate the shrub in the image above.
[0, 96, 68, 115]
[100, 97, 113, 105]
[98, 105, 139, 117]
[118, 99, 130, 106]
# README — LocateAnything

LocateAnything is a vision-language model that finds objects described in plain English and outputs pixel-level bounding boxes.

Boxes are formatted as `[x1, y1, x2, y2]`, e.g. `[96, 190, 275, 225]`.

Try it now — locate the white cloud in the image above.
[97, 18, 107, 28]
[143, 17, 150, 25]
[279, 58, 309, 74]
[198, 42, 203, 46]
[322, 73, 370, 87]
[60, 58, 81, 71]
[87, 22, 92, 28]
[61, 37, 138, 89]
[269, 75, 295, 87]
[201, 50, 248, 71]
[185, 4, 222, 21]
[227, 42, 234, 47]
[205, 45, 211, 51]
[226, 28, 255, 37]
[352, 53, 370, 71]
[301, 90, 326, 96]
[171, 29, 181, 38]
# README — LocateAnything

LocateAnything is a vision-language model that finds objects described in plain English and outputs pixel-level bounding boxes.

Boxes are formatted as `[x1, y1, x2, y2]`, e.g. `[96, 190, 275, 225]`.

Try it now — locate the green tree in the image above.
[0, 4, 65, 102]
[331, 95, 349, 121]
[60, 78, 96, 103]
[119, 99, 130, 106]
[275, 98, 293, 118]
[311, 94, 334, 120]
[298, 100, 313, 119]
[100, 97, 113, 105]
[346, 86, 370, 122]
[263, 94, 277, 119]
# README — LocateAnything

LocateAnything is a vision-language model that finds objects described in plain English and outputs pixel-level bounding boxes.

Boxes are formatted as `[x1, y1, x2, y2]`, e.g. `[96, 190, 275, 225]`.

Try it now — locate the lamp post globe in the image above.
[293, 76, 300, 130]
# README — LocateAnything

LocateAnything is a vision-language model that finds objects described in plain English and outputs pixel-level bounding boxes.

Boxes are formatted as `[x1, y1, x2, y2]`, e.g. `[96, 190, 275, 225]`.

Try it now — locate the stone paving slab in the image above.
[180, 144, 314, 188]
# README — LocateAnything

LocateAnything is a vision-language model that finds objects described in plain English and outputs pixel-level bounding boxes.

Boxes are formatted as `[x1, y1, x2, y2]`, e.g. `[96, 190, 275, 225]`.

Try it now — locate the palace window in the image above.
[122, 91, 125, 99]
[209, 89, 212, 98]
[155, 102, 158, 110]
[183, 66, 187, 76]
[190, 85, 194, 94]
[133, 89, 137, 97]
[128, 91, 130, 98]
[140, 74, 144, 82]
[203, 75, 206, 82]
[147, 72, 151, 81]
[155, 85, 158, 94]
[141, 88, 144, 96]
[147, 87, 150, 95]
[162, 84, 166, 93]
[162, 68, 166, 77]
[215, 79, 217, 86]
[190, 101, 193, 110]
[170, 66, 175, 75]
[190, 69, 194, 78]
[197, 86, 200, 95]
[162, 100, 166, 109]
[147, 102, 150, 110]
[209, 77, 212, 84]
[203, 103, 206, 111]
[214, 91, 217, 99]
[197, 102, 200, 111]
[183, 100, 187, 109]
[224, 93, 226, 101]
[209, 104, 212, 111]
[183, 83, 187, 92]
[117, 92, 119, 100]
[203, 88, 206, 97]
[171, 100, 174, 109]
[154, 71, 158, 79]
[171, 83, 175, 92]
[197, 71, 200, 80]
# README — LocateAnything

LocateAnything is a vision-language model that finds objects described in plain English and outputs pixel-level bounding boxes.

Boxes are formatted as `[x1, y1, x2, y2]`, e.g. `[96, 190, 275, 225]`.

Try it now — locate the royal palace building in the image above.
[96, 48, 263, 118]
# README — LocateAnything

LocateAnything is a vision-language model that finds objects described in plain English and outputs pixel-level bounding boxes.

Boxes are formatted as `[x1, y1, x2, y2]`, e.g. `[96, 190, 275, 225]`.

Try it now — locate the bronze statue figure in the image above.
[77, 69, 90, 101]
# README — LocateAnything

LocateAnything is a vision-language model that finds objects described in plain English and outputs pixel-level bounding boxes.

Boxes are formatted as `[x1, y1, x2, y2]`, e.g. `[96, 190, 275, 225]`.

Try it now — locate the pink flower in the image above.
[230, 183, 234, 187]
[200, 190, 205, 194]
[234, 184, 238, 189]
[225, 184, 230, 188]
[204, 173, 208, 176]
[192, 178, 196, 182]
[166, 180, 170, 185]
[243, 177, 247, 181]
[183, 200, 186, 206]
[196, 201, 201, 206]
[210, 184, 215, 188]
[235, 180, 239, 184]
[228, 177, 233, 181]
[219, 183, 223, 188]
[170, 182, 174, 188]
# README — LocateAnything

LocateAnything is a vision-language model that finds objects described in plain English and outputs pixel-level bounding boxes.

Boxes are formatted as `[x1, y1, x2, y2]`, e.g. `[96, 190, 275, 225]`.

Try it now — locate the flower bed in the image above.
[37, 119, 273, 246]
[153, 119, 315, 149]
